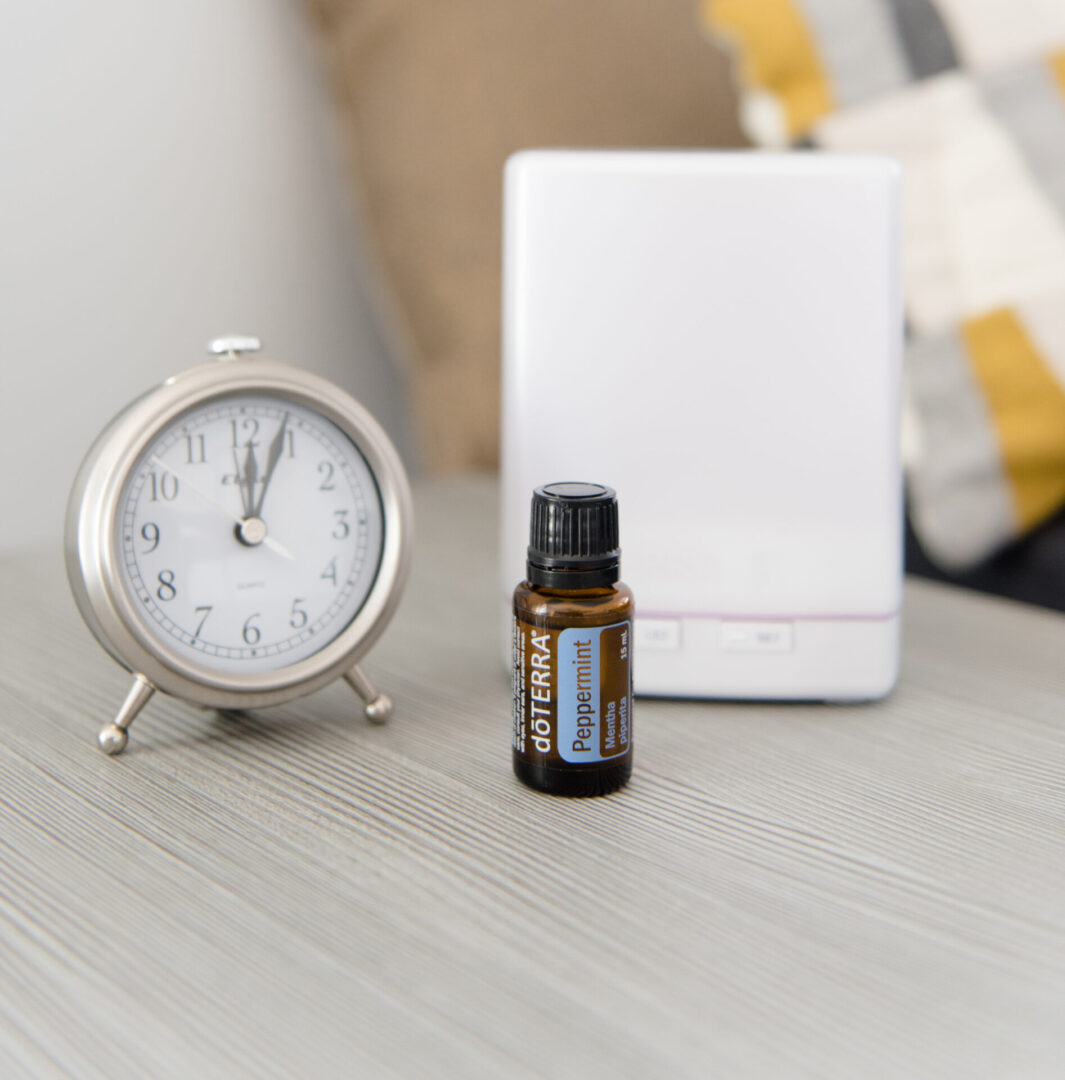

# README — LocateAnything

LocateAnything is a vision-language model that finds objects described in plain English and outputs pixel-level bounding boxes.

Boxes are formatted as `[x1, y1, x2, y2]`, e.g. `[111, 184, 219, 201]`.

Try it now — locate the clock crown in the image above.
[207, 335, 262, 360]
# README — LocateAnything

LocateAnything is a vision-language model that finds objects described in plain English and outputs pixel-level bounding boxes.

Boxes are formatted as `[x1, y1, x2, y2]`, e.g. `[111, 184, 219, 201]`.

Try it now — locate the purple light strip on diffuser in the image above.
[635, 609, 900, 622]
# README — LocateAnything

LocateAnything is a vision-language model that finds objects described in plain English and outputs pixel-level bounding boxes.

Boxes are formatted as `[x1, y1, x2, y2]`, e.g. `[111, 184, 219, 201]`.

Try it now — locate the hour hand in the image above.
[241, 442, 259, 516]
[232, 447, 253, 518]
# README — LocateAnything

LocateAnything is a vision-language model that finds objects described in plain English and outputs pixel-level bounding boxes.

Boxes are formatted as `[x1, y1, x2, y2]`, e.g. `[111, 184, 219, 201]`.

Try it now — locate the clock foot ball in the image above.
[97, 674, 156, 755]
[66, 335, 412, 757]
[343, 665, 393, 725]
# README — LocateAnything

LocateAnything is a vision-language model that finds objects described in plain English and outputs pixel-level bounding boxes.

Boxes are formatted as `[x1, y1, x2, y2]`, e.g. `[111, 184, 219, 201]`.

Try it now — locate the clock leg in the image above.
[343, 665, 392, 724]
[98, 674, 155, 755]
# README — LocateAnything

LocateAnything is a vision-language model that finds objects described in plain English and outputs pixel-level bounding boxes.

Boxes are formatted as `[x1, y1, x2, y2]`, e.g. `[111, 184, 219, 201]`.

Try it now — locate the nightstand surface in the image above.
[1, 476, 1063, 1079]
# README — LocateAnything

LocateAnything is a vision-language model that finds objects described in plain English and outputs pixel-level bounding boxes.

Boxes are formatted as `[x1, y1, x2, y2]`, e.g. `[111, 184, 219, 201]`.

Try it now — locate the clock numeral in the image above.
[156, 569, 177, 601]
[242, 613, 261, 646]
[289, 598, 308, 629]
[230, 418, 260, 448]
[183, 433, 206, 464]
[318, 461, 336, 491]
[332, 509, 350, 539]
[320, 557, 337, 585]
[286, 430, 296, 459]
[140, 522, 160, 553]
[148, 471, 179, 502]
[193, 605, 212, 638]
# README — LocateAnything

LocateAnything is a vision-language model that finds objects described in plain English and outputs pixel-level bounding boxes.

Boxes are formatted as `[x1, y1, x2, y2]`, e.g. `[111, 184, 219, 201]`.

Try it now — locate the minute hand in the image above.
[252, 412, 289, 518]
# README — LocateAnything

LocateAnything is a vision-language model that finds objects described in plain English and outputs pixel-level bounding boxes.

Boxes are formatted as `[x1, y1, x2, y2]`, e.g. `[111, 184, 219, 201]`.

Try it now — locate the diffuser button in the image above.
[634, 619, 682, 651]
[721, 621, 794, 652]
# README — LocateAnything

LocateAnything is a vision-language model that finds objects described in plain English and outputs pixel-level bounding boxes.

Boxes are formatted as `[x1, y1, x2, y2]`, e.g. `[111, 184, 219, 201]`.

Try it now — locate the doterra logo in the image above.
[528, 630, 552, 753]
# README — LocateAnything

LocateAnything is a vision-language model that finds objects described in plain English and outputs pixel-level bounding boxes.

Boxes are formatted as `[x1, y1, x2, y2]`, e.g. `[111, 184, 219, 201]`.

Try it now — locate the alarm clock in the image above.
[65, 336, 413, 754]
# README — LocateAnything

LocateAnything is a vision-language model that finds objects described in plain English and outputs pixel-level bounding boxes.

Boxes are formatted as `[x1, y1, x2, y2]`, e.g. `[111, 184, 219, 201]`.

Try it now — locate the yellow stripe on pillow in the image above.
[707, 0, 834, 137]
[1049, 50, 1065, 98]
[962, 307, 1065, 530]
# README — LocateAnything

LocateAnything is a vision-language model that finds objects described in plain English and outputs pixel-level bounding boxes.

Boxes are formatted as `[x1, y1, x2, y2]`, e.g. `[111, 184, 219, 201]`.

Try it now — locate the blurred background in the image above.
[3, 0, 1065, 609]
[0, 0, 404, 555]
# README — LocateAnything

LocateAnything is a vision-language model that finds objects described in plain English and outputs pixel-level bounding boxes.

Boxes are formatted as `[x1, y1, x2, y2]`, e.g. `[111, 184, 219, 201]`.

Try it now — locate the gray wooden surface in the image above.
[1, 475, 1063, 1079]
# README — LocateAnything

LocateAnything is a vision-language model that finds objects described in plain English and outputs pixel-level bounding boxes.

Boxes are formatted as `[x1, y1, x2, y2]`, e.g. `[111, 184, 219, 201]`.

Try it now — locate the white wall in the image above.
[0, 0, 409, 554]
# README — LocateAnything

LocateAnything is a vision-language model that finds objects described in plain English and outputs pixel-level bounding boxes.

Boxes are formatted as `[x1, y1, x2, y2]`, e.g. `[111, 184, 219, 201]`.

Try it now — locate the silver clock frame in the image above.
[65, 338, 413, 754]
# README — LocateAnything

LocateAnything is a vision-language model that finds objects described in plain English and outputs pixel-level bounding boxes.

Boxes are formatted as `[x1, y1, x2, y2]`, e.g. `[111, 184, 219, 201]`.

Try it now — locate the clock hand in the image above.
[232, 448, 252, 518]
[252, 412, 289, 518]
[261, 535, 294, 561]
[242, 441, 259, 516]
[148, 456, 294, 560]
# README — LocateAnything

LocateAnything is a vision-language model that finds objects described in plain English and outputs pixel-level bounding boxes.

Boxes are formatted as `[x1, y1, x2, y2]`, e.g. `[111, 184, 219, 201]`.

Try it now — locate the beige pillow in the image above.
[307, 0, 745, 470]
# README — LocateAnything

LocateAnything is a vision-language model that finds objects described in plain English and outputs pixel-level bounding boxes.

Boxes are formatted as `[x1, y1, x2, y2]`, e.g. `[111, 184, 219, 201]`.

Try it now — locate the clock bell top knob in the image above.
[207, 335, 262, 360]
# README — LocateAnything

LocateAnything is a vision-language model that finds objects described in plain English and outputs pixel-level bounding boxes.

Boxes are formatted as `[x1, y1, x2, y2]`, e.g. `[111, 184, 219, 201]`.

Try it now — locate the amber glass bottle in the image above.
[512, 482, 633, 796]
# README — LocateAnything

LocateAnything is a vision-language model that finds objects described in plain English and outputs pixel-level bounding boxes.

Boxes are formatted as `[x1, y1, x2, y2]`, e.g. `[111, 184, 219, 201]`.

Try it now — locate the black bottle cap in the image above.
[527, 482, 620, 589]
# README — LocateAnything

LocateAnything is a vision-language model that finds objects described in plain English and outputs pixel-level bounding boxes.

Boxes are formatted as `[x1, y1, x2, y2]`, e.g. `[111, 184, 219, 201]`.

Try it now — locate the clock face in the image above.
[116, 394, 385, 675]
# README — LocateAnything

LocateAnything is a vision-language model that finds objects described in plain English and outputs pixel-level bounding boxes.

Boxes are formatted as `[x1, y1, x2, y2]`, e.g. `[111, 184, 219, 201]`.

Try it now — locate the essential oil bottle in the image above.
[512, 482, 633, 796]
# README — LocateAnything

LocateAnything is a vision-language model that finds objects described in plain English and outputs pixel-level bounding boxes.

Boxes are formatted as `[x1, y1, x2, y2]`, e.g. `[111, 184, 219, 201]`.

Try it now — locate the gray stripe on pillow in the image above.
[795, 0, 910, 106]
[879, 0, 958, 80]
[980, 60, 1065, 221]
[907, 331, 1017, 570]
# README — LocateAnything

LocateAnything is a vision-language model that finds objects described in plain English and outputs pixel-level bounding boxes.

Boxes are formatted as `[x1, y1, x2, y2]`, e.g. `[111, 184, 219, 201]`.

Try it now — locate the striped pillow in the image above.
[705, 0, 1065, 569]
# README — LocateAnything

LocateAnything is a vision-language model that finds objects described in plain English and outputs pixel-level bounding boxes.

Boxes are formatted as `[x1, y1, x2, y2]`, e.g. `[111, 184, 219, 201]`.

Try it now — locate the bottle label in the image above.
[512, 617, 632, 765]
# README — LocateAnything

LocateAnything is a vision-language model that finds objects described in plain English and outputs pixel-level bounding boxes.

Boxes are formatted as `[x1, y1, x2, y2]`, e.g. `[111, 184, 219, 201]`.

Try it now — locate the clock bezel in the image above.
[65, 358, 412, 710]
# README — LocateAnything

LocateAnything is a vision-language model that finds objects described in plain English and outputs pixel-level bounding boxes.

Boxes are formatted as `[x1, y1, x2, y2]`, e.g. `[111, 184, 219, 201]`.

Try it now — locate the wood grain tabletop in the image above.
[1, 475, 1063, 1079]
